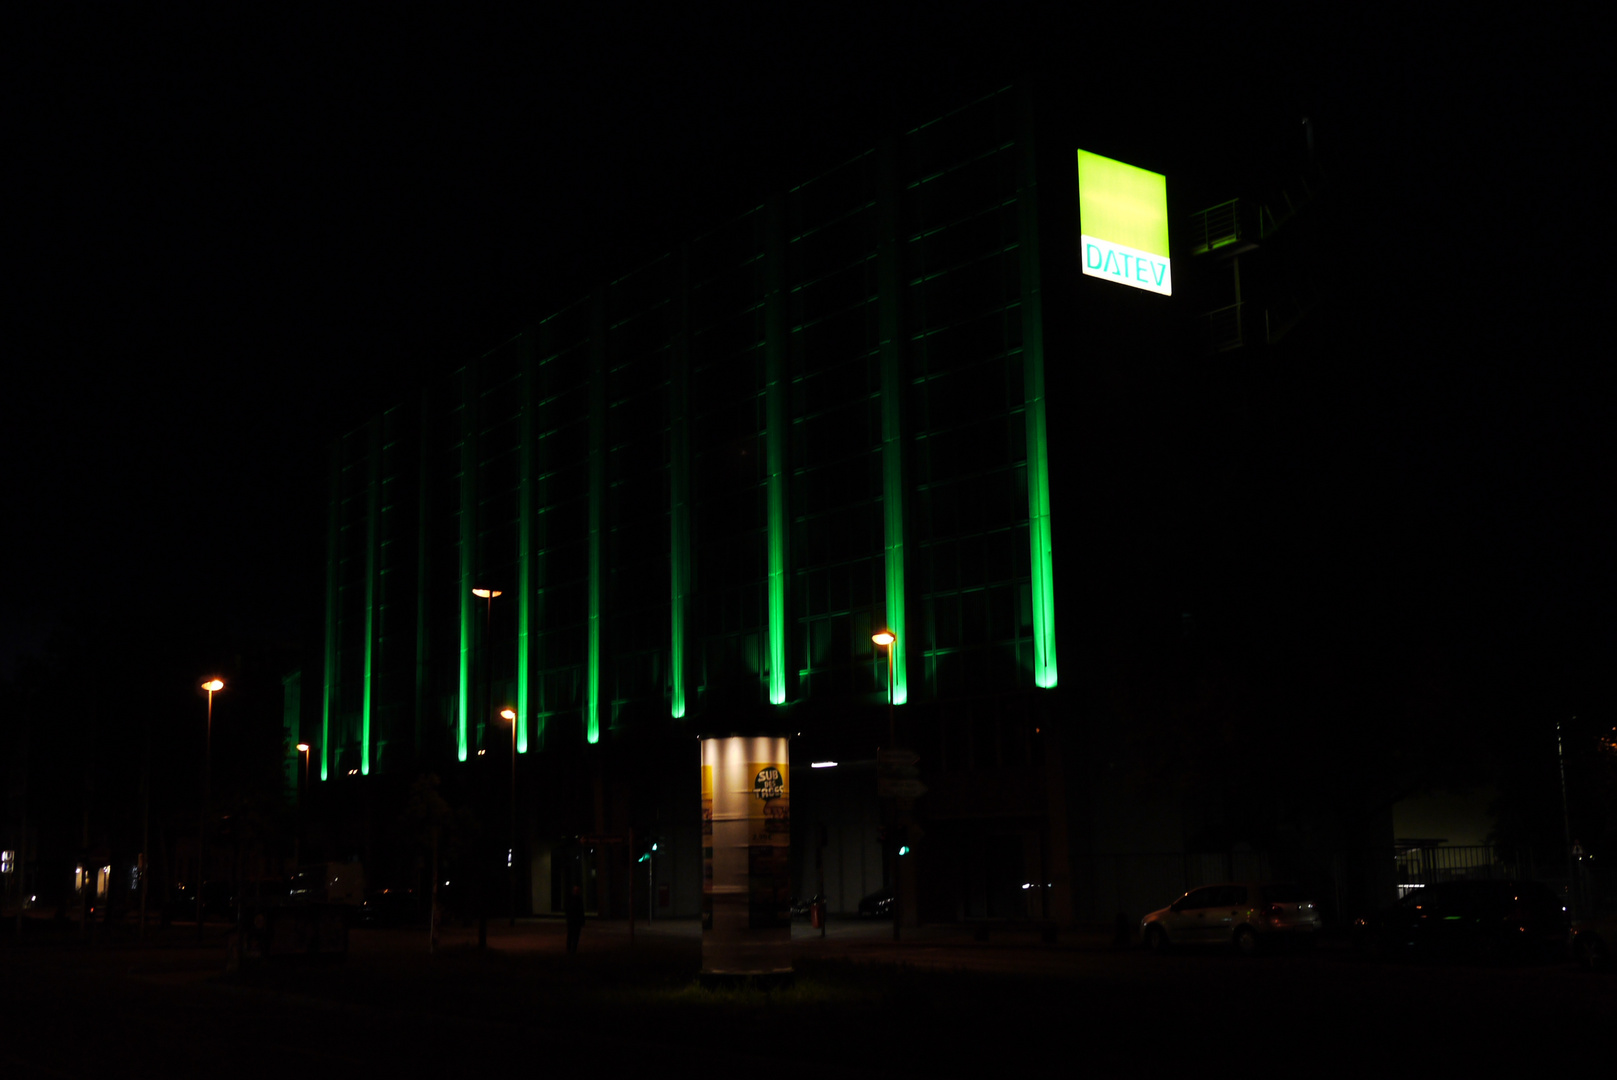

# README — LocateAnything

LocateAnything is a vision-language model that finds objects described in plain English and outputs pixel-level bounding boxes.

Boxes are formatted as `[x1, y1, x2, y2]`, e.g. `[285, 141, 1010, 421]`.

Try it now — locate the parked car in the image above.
[1352, 880, 1567, 962]
[857, 889, 895, 918]
[1568, 909, 1617, 971]
[1141, 882, 1321, 955]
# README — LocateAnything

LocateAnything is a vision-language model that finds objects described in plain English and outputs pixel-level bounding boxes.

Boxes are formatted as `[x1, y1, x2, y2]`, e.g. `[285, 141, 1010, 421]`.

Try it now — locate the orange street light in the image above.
[472, 586, 503, 948]
[197, 677, 224, 941]
[872, 631, 896, 746]
[500, 707, 518, 924]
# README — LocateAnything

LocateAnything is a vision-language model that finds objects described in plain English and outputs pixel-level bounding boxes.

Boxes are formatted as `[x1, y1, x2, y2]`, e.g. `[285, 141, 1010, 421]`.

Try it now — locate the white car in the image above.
[1142, 882, 1321, 955]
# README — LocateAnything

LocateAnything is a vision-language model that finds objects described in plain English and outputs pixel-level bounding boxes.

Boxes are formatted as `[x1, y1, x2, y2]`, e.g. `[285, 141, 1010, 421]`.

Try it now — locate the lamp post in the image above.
[500, 707, 517, 925]
[872, 631, 896, 748]
[872, 631, 901, 940]
[472, 587, 501, 948]
[198, 678, 223, 942]
[294, 744, 310, 868]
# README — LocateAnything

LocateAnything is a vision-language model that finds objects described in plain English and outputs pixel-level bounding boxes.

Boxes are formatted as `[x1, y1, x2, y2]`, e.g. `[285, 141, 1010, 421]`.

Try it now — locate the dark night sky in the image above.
[6, 5, 1609, 761]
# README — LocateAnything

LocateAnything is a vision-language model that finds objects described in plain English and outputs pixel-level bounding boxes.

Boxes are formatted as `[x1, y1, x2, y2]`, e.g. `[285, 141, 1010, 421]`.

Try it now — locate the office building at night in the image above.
[304, 84, 1329, 926]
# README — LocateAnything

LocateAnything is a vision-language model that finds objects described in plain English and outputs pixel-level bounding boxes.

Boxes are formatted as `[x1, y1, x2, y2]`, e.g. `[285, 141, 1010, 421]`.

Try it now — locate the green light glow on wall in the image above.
[880, 411, 908, 704]
[587, 295, 606, 743]
[878, 140, 908, 705]
[766, 441, 787, 706]
[1023, 114, 1058, 688]
[1024, 376, 1058, 688]
[1076, 148, 1171, 296]
[457, 377, 475, 762]
[517, 342, 533, 753]
[670, 274, 691, 720]
[765, 199, 788, 706]
[361, 423, 379, 776]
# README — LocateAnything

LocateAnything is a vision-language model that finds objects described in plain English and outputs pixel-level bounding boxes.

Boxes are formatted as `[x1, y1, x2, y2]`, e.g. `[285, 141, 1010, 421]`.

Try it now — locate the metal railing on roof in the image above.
[1187, 199, 1241, 255]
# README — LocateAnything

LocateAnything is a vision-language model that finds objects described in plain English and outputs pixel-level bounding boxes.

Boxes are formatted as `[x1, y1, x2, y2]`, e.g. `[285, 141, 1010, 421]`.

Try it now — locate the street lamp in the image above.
[872, 631, 896, 748]
[471, 587, 501, 948]
[501, 707, 517, 926]
[294, 744, 310, 868]
[871, 631, 902, 941]
[198, 678, 224, 942]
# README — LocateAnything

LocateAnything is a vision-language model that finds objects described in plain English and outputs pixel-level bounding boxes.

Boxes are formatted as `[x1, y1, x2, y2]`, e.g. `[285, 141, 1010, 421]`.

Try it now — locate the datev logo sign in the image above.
[1077, 149, 1171, 297]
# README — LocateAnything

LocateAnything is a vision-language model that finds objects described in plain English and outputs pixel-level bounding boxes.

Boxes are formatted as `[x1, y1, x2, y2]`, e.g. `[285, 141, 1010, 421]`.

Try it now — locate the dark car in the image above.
[1141, 881, 1322, 955]
[1354, 880, 1568, 962]
[857, 889, 894, 918]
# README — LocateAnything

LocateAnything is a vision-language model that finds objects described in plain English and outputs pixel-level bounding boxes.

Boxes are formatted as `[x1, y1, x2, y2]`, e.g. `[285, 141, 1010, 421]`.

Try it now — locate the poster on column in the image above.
[701, 763, 714, 930]
[700, 736, 792, 975]
[748, 761, 790, 929]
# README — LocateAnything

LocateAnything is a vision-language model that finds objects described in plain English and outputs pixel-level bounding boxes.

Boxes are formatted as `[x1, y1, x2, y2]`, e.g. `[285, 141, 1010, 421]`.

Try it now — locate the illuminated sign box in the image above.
[1077, 149, 1171, 296]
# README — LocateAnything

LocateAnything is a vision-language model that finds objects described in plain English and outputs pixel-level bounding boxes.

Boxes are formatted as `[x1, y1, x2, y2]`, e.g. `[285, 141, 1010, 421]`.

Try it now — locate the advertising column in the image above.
[701, 736, 791, 978]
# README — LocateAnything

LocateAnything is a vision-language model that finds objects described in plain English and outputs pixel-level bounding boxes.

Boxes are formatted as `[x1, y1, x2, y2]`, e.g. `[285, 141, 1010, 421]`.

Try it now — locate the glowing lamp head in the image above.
[872, 631, 895, 646]
[296, 743, 309, 753]
[472, 588, 503, 599]
[201, 679, 224, 693]
[500, 708, 516, 721]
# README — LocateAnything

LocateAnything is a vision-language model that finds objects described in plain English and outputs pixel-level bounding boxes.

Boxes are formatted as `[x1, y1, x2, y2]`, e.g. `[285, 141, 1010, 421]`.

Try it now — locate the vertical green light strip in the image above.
[517, 338, 533, 753]
[669, 249, 691, 719]
[322, 441, 339, 782]
[457, 369, 476, 761]
[877, 139, 908, 705]
[587, 293, 606, 743]
[1017, 93, 1058, 689]
[362, 420, 379, 775]
[764, 198, 788, 706]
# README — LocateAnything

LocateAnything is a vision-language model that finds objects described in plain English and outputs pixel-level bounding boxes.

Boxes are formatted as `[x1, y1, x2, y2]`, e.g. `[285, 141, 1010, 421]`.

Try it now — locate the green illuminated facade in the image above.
[310, 85, 1149, 923]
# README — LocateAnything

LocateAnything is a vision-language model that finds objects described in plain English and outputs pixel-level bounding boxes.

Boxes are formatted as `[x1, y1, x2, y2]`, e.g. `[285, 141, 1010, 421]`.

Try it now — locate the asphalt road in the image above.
[3, 916, 1612, 1076]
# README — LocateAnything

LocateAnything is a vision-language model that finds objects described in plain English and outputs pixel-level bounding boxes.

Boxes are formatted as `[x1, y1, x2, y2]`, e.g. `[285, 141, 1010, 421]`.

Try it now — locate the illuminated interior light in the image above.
[810, 761, 838, 769]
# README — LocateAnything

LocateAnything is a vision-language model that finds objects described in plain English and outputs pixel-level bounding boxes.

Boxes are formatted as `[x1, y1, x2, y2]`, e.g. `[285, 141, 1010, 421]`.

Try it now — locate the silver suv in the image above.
[1141, 882, 1321, 955]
